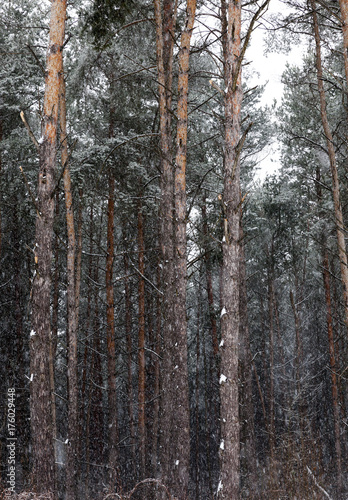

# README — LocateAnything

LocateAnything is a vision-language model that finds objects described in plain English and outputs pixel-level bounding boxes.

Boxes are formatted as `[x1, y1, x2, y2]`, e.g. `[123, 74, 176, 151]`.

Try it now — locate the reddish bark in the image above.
[60, 69, 79, 500]
[218, 0, 242, 497]
[322, 250, 343, 495]
[138, 200, 146, 477]
[338, 0, 348, 87]
[150, 254, 161, 474]
[30, 0, 66, 493]
[165, 0, 197, 495]
[123, 240, 136, 472]
[50, 190, 59, 480]
[153, 3, 176, 487]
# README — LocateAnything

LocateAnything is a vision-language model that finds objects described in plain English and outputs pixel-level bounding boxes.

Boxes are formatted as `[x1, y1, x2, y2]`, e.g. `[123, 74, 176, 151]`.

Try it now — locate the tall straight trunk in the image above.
[75, 189, 83, 327]
[239, 224, 257, 495]
[164, 0, 197, 496]
[194, 278, 201, 500]
[322, 250, 343, 497]
[338, 0, 348, 89]
[89, 274, 104, 467]
[154, 0, 175, 330]
[151, 253, 161, 473]
[138, 200, 146, 477]
[14, 211, 29, 475]
[50, 190, 59, 481]
[311, 0, 348, 333]
[218, 0, 242, 497]
[123, 239, 136, 473]
[202, 200, 219, 360]
[80, 205, 94, 480]
[30, 0, 66, 493]
[60, 69, 78, 500]
[290, 288, 301, 395]
[85, 213, 104, 492]
[106, 171, 118, 490]
[267, 265, 275, 464]
[0, 116, 2, 257]
[316, 167, 343, 496]
[202, 314, 214, 498]
[153, 0, 178, 490]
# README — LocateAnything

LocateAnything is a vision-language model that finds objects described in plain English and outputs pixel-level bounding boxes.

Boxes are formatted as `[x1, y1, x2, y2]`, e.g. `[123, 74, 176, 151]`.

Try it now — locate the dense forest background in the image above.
[0, 0, 348, 498]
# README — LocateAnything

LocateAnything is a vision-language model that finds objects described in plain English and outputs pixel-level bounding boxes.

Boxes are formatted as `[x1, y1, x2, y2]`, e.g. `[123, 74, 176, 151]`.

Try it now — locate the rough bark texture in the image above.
[322, 250, 343, 497]
[311, 0, 348, 334]
[151, 255, 161, 474]
[138, 200, 146, 477]
[0, 116, 2, 257]
[338, 0, 348, 88]
[30, 0, 66, 493]
[75, 189, 83, 327]
[239, 224, 257, 496]
[123, 238, 136, 474]
[106, 171, 118, 491]
[202, 201, 219, 360]
[316, 170, 343, 496]
[268, 262, 275, 464]
[60, 70, 79, 500]
[168, 0, 197, 496]
[50, 192, 59, 489]
[153, 0, 175, 482]
[218, 0, 242, 497]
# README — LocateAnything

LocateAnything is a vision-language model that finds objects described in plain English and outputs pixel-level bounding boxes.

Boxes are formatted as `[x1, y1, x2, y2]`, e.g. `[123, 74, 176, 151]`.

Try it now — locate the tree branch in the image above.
[20, 111, 40, 151]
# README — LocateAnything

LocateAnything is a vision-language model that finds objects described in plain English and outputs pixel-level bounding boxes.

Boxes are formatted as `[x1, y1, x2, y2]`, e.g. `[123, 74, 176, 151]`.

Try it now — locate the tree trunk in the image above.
[80, 205, 94, 487]
[166, 0, 197, 495]
[75, 188, 83, 328]
[30, 0, 66, 493]
[151, 253, 161, 474]
[50, 190, 59, 483]
[338, 0, 348, 89]
[138, 199, 146, 478]
[106, 171, 118, 491]
[194, 278, 201, 500]
[267, 264, 275, 465]
[218, 0, 242, 497]
[239, 223, 257, 495]
[153, 2, 176, 484]
[316, 166, 343, 497]
[322, 249, 343, 497]
[0, 116, 2, 258]
[201, 200, 219, 361]
[154, 0, 188, 494]
[60, 68, 79, 500]
[311, 0, 348, 334]
[123, 236, 136, 476]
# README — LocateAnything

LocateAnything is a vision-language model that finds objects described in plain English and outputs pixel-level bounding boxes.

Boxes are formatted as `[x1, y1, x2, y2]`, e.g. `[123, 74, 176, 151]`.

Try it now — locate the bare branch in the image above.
[20, 111, 40, 151]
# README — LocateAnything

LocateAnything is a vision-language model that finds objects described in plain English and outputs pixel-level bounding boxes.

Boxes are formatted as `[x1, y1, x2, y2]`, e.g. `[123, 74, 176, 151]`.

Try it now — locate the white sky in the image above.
[246, 0, 304, 180]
